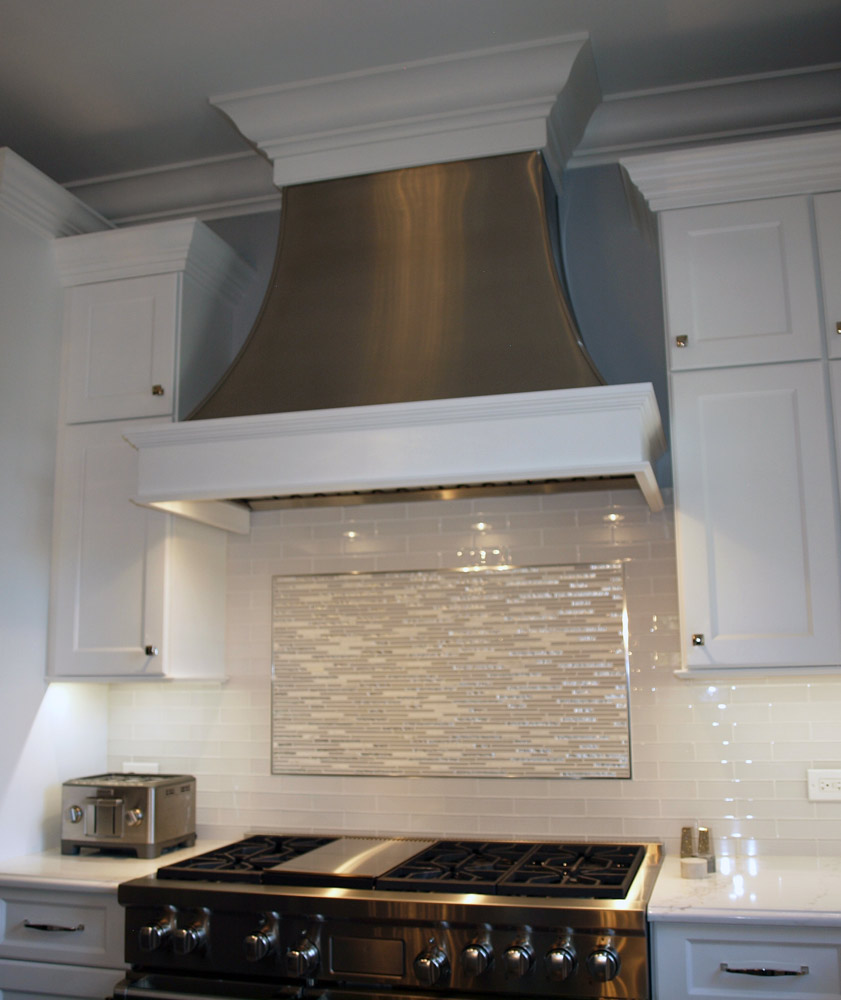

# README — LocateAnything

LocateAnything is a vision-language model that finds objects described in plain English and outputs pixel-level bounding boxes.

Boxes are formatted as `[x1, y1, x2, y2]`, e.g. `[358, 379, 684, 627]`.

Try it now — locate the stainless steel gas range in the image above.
[112, 835, 663, 1000]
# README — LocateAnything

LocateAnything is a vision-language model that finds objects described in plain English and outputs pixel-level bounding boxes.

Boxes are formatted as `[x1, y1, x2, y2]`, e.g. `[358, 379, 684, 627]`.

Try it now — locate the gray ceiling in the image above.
[2, 0, 840, 186]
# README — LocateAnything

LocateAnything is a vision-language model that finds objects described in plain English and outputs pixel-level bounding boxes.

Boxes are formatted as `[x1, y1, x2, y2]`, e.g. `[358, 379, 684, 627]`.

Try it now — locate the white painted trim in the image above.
[572, 64, 841, 168]
[53, 218, 254, 301]
[124, 384, 666, 528]
[211, 35, 596, 186]
[64, 150, 281, 226]
[620, 128, 841, 211]
[0, 147, 110, 238]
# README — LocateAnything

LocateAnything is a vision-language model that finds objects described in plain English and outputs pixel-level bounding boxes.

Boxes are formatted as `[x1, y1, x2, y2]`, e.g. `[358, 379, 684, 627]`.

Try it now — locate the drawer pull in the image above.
[721, 962, 808, 977]
[23, 919, 85, 933]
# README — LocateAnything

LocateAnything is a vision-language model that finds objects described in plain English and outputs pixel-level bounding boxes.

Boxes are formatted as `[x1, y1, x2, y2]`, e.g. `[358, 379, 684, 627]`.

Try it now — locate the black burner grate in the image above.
[376, 840, 535, 894]
[157, 835, 336, 884]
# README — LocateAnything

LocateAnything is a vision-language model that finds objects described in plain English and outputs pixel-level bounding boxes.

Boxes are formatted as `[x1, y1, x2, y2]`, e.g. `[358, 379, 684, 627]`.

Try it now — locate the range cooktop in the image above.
[157, 834, 646, 899]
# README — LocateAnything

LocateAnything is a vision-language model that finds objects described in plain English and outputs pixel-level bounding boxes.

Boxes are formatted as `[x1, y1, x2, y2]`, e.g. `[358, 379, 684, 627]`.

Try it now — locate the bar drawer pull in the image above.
[720, 962, 809, 977]
[23, 919, 85, 933]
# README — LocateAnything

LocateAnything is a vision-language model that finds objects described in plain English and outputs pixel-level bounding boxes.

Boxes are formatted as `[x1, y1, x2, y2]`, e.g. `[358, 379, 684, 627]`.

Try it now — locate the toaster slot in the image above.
[85, 796, 124, 837]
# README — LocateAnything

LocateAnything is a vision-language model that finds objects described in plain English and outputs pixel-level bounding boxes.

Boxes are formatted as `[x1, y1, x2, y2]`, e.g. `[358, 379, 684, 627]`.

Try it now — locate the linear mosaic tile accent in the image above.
[271, 562, 630, 778]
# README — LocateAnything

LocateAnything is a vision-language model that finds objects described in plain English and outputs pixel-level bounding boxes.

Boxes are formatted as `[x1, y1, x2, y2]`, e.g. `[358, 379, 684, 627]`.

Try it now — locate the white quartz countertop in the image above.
[0, 840, 228, 891]
[649, 854, 841, 926]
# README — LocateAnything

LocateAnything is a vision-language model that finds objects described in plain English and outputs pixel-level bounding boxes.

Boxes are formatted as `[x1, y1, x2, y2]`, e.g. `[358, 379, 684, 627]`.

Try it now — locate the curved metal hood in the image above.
[190, 152, 601, 419]
[124, 152, 664, 532]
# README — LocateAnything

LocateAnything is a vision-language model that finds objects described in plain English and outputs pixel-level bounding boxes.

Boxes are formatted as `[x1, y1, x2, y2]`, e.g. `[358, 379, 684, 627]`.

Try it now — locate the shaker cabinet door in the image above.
[63, 275, 178, 423]
[661, 196, 822, 370]
[48, 419, 168, 678]
[816, 191, 841, 359]
[670, 361, 841, 669]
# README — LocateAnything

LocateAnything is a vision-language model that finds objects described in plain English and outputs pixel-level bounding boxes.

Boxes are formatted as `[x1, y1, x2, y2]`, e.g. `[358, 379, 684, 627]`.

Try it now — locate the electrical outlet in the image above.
[807, 768, 841, 800]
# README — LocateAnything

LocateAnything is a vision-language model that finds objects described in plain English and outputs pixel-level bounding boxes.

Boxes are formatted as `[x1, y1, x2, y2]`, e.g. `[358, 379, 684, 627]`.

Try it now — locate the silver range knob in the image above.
[244, 929, 276, 963]
[586, 945, 621, 982]
[286, 938, 319, 977]
[461, 941, 493, 977]
[414, 942, 450, 986]
[172, 923, 206, 955]
[546, 943, 577, 981]
[139, 918, 172, 952]
[503, 941, 535, 978]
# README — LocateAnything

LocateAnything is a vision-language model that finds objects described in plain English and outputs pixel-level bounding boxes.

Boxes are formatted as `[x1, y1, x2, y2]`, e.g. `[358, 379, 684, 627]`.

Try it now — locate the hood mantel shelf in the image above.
[124, 384, 665, 534]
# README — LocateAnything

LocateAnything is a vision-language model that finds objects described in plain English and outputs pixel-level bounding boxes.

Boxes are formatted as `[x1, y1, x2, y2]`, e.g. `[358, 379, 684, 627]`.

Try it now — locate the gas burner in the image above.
[157, 835, 335, 883]
[378, 840, 535, 893]
[498, 843, 645, 898]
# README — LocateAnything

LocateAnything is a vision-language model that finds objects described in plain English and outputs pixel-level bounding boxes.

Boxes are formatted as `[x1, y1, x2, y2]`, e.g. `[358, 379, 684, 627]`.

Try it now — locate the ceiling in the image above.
[2, 0, 840, 192]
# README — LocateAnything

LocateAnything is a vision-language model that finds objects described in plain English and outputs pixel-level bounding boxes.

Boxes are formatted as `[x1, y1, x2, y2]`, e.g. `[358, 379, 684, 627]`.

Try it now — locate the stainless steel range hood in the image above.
[124, 37, 665, 533]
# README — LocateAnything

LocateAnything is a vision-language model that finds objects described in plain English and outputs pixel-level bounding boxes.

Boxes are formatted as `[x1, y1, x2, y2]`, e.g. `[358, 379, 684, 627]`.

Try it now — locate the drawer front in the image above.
[0, 956, 124, 997]
[654, 923, 841, 999]
[0, 888, 123, 968]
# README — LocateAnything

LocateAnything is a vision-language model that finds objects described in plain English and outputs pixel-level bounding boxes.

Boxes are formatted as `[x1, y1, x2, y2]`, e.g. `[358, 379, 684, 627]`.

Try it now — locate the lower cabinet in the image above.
[48, 418, 227, 680]
[0, 885, 125, 999]
[652, 921, 841, 999]
[669, 360, 841, 669]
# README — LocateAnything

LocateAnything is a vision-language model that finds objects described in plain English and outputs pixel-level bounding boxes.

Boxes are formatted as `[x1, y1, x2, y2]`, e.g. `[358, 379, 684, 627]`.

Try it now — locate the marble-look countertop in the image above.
[0, 840, 227, 892]
[649, 854, 841, 926]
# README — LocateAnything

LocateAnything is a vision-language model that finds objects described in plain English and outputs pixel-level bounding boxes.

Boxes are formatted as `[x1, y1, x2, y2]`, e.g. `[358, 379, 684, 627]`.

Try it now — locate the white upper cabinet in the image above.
[54, 219, 253, 423]
[661, 196, 823, 370]
[671, 362, 841, 669]
[816, 191, 841, 359]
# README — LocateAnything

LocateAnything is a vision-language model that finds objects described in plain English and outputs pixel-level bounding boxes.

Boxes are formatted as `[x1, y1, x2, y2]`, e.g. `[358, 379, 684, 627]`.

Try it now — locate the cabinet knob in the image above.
[836, 322, 841, 335]
[675, 334, 689, 347]
[151, 384, 165, 396]
[691, 633, 705, 646]
[145, 644, 159, 656]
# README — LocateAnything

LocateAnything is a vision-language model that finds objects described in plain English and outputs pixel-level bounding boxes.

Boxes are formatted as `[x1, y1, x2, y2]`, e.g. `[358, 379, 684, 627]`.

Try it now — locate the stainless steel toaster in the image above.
[61, 772, 196, 858]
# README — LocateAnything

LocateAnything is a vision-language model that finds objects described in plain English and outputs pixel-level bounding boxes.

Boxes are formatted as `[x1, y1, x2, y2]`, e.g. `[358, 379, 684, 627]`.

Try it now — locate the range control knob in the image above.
[586, 945, 621, 982]
[172, 922, 206, 955]
[67, 805, 83, 824]
[503, 942, 535, 978]
[414, 941, 450, 986]
[546, 943, 577, 981]
[244, 928, 276, 963]
[138, 918, 172, 952]
[125, 808, 144, 827]
[285, 938, 319, 977]
[461, 941, 493, 977]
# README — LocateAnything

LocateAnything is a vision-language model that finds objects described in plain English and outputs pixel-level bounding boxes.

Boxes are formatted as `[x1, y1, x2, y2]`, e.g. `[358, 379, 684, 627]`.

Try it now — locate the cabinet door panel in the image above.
[662, 197, 822, 369]
[64, 275, 177, 422]
[671, 362, 841, 668]
[816, 191, 841, 359]
[0, 958, 124, 998]
[49, 420, 167, 678]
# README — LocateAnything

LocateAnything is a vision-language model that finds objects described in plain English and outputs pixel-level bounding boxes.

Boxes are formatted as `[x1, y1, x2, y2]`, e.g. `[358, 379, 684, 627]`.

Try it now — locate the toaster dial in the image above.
[67, 805, 83, 824]
[126, 807, 144, 827]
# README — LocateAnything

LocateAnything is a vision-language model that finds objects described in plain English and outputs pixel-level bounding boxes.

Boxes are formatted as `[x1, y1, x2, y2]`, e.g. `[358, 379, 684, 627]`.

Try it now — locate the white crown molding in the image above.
[0, 147, 111, 238]
[53, 217, 254, 301]
[64, 151, 281, 227]
[620, 127, 841, 211]
[571, 64, 841, 169]
[211, 35, 598, 186]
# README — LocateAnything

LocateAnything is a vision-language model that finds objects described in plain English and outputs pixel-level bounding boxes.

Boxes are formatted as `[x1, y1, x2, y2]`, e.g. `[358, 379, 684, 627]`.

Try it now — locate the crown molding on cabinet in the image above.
[620, 127, 841, 211]
[53, 217, 254, 302]
[0, 147, 111, 239]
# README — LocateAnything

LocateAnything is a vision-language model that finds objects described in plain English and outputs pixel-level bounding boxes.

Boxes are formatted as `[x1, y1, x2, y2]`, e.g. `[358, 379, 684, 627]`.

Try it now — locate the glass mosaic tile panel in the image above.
[271, 562, 630, 778]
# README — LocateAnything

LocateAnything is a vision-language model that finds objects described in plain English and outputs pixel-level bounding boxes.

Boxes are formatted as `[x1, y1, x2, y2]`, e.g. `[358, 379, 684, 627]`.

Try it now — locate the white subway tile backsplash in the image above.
[105, 489, 841, 857]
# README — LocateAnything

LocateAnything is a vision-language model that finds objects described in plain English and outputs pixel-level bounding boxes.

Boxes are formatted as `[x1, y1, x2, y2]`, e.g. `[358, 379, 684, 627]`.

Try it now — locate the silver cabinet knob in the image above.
[286, 938, 319, 977]
[151, 384, 165, 396]
[675, 334, 688, 347]
[546, 944, 576, 980]
[461, 941, 493, 977]
[67, 804, 83, 824]
[691, 633, 705, 646]
[503, 942, 535, 978]
[144, 645, 159, 656]
[586, 946, 620, 982]
[414, 942, 449, 986]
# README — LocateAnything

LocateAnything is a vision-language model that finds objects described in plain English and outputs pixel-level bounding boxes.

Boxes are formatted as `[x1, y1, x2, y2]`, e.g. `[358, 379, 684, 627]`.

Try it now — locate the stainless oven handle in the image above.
[23, 919, 85, 933]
